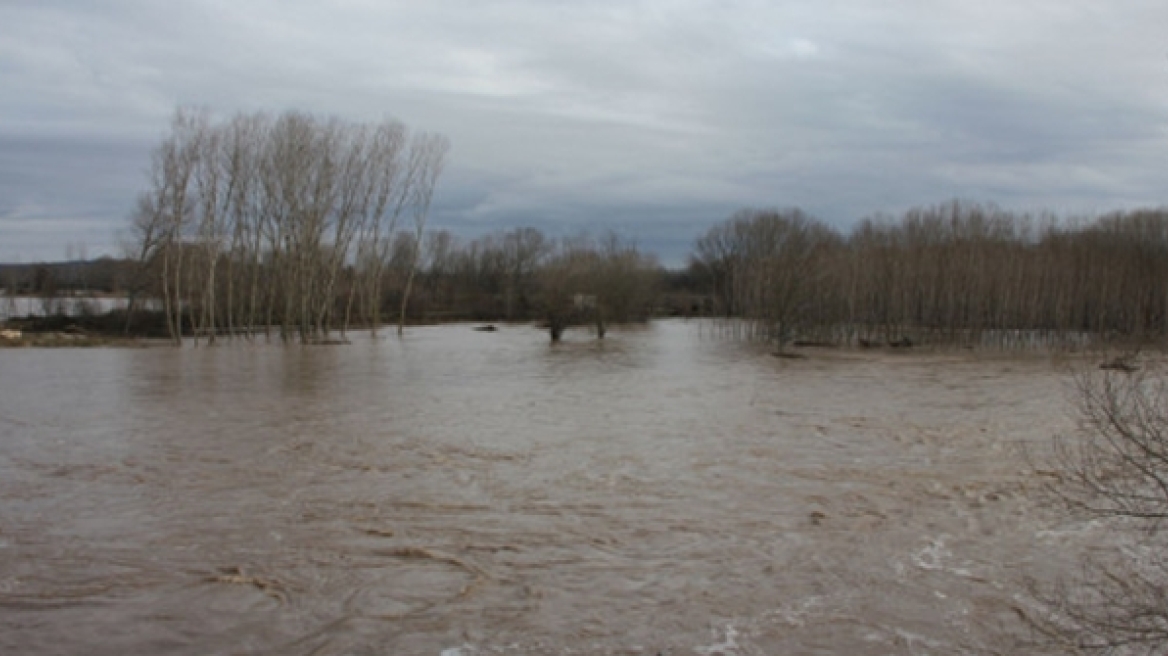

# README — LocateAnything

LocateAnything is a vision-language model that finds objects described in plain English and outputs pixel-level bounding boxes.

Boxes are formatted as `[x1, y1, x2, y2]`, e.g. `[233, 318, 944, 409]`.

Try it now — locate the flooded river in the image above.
[0, 320, 1090, 654]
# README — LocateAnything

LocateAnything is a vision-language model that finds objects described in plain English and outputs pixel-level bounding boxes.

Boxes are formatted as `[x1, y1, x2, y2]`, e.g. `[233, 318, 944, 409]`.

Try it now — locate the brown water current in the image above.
[0, 320, 1097, 654]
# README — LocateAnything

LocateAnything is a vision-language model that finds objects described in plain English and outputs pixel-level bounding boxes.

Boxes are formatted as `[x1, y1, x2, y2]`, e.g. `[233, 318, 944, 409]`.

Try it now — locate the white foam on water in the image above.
[893, 627, 945, 652]
[912, 536, 950, 571]
[694, 623, 742, 655]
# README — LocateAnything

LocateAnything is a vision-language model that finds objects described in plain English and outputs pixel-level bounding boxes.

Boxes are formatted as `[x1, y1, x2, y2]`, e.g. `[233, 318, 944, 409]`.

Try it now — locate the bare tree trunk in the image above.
[398, 133, 449, 335]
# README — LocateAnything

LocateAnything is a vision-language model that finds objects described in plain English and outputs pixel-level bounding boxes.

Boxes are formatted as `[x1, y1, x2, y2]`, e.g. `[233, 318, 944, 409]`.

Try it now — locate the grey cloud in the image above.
[0, 135, 149, 260]
[2, 0, 1167, 261]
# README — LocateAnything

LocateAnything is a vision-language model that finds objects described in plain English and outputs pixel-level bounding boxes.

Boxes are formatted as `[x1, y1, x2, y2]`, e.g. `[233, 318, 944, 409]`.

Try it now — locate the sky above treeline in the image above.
[2, 0, 1167, 266]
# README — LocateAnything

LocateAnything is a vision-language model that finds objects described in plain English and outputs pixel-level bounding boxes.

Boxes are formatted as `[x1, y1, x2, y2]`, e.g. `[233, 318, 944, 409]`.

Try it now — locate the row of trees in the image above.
[692, 201, 1168, 348]
[121, 107, 1168, 348]
[125, 193, 1168, 348]
[347, 227, 661, 341]
[128, 108, 448, 344]
[125, 108, 668, 344]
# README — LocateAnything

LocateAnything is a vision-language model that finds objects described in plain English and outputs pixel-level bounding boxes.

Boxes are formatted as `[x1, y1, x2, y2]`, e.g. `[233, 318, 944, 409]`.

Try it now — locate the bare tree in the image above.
[502, 227, 550, 320]
[190, 108, 225, 344]
[538, 236, 594, 342]
[537, 232, 659, 342]
[128, 107, 449, 345]
[353, 119, 408, 335]
[397, 132, 450, 335]
[1026, 366, 1168, 653]
[122, 192, 166, 333]
[154, 108, 201, 344]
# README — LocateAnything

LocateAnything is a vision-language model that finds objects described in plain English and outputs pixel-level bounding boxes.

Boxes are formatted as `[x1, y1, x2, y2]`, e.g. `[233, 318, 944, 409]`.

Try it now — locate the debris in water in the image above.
[384, 546, 489, 599]
[206, 566, 287, 603]
[695, 624, 742, 655]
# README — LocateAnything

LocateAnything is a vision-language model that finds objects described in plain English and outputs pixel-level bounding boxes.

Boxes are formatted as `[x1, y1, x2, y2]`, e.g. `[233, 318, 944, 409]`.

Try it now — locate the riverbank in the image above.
[0, 330, 150, 348]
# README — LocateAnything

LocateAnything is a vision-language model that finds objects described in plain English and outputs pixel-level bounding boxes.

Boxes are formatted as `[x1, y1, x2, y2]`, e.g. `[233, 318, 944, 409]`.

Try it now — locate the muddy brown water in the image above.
[0, 320, 1095, 654]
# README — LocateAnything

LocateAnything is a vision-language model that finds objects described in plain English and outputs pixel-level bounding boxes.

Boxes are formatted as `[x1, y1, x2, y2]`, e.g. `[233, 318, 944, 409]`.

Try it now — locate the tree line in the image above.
[691, 201, 1168, 349]
[121, 192, 1168, 349]
[356, 226, 661, 340]
[118, 108, 669, 344]
[110, 190, 1168, 348]
[31, 105, 1160, 348]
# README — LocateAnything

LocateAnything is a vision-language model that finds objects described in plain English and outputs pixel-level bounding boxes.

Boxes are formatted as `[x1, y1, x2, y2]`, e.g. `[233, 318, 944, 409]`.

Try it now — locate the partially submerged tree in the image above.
[539, 232, 659, 342]
[692, 208, 842, 347]
[397, 132, 450, 335]
[692, 202, 1168, 349]
[128, 107, 449, 344]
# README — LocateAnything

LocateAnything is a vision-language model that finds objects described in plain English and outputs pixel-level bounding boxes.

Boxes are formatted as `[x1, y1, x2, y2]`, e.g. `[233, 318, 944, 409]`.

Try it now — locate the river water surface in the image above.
[0, 320, 1090, 654]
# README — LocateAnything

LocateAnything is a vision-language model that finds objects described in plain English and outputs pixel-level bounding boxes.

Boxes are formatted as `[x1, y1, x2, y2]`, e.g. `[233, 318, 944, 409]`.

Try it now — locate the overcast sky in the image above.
[2, 0, 1167, 265]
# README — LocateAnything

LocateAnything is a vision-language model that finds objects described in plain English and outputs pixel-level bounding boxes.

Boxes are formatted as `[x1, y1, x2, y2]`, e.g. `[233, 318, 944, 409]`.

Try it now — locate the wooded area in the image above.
[8, 198, 1168, 349]
[692, 201, 1168, 349]
[122, 108, 449, 344]
[5, 109, 1168, 349]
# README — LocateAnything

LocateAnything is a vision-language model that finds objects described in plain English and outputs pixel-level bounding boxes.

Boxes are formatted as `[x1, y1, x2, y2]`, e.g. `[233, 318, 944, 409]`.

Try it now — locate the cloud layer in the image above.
[2, 0, 1167, 263]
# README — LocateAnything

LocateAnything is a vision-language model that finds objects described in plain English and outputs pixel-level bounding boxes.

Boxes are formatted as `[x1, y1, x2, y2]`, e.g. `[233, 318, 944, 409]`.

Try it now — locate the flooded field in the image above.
[0, 320, 1097, 654]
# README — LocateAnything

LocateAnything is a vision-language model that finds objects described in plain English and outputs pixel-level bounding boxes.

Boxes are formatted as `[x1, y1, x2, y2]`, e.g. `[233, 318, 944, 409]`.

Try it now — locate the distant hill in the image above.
[0, 258, 136, 295]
